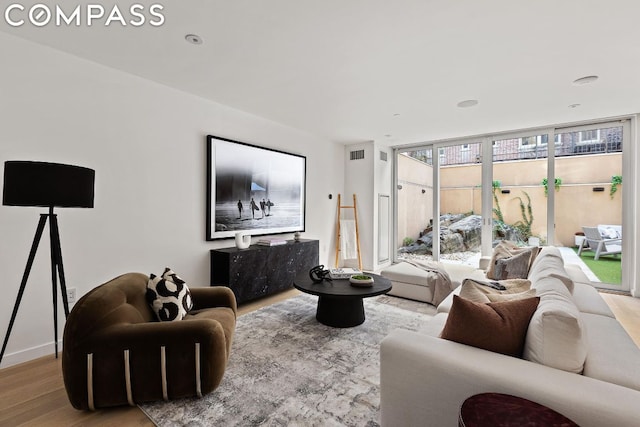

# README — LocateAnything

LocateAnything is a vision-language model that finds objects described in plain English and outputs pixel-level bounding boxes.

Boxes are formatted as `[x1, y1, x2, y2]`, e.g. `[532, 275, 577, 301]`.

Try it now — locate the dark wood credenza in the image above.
[210, 239, 319, 304]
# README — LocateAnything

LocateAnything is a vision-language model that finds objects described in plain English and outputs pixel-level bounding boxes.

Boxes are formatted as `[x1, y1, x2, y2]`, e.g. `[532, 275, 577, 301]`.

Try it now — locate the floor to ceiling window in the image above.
[553, 122, 625, 290]
[395, 141, 484, 266]
[491, 131, 550, 247]
[438, 141, 483, 266]
[394, 119, 630, 292]
[395, 147, 434, 261]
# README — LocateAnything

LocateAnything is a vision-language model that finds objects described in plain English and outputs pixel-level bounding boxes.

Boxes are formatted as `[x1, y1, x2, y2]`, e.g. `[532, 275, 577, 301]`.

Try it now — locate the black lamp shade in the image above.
[3, 161, 95, 208]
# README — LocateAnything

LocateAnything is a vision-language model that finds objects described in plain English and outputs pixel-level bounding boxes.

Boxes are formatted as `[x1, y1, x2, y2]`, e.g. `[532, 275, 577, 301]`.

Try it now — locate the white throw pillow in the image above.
[523, 288, 587, 374]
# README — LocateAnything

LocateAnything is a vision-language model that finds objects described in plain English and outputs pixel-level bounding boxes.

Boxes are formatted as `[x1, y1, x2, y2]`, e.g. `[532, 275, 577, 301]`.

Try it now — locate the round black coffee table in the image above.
[293, 272, 392, 327]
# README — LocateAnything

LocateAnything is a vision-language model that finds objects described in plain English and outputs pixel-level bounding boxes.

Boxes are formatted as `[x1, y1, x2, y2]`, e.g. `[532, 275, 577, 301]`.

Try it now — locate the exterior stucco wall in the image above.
[398, 153, 622, 247]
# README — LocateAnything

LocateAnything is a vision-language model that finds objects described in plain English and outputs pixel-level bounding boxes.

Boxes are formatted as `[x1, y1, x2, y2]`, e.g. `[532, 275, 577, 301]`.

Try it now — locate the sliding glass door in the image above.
[438, 141, 483, 265]
[553, 122, 627, 290]
[395, 141, 486, 264]
[395, 147, 434, 261]
[491, 131, 550, 247]
[394, 119, 631, 292]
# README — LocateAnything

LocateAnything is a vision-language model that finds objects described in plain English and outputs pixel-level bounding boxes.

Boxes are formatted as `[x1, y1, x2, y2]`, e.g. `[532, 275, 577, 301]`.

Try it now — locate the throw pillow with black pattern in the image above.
[146, 267, 193, 321]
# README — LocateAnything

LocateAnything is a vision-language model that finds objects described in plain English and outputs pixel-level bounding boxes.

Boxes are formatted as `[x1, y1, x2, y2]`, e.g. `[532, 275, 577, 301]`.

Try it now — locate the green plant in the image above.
[402, 237, 414, 246]
[542, 177, 562, 196]
[513, 191, 533, 241]
[610, 175, 622, 199]
[492, 182, 504, 223]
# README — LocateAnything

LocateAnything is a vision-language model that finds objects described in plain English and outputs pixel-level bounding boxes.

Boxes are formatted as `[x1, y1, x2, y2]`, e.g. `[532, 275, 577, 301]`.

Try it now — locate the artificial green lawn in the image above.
[572, 247, 622, 286]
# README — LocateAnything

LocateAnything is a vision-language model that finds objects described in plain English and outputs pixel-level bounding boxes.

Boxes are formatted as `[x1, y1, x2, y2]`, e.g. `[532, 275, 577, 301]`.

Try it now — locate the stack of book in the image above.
[329, 268, 362, 279]
[256, 237, 288, 246]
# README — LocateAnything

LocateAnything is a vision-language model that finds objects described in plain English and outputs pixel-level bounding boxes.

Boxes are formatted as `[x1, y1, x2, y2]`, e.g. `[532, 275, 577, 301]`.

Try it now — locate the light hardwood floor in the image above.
[0, 289, 300, 427]
[600, 292, 640, 347]
[1, 289, 638, 427]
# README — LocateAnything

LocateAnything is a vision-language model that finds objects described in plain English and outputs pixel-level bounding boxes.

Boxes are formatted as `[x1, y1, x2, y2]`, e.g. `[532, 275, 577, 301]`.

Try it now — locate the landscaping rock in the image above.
[440, 231, 465, 253]
[449, 215, 482, 251]
[493, 221, 524, 244]
[440, 213, 466, 227]
[398, 242, 430, 255]
[400, 213, 526, 254]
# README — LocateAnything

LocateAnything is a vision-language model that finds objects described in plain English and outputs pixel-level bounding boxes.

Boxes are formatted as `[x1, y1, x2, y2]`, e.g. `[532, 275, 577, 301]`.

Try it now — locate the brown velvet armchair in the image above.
[62, 272, 236, 410]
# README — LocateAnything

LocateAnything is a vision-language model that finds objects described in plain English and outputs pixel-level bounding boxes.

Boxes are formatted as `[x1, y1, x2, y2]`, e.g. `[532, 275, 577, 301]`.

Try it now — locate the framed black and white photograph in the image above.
[206, 135, 306, 240]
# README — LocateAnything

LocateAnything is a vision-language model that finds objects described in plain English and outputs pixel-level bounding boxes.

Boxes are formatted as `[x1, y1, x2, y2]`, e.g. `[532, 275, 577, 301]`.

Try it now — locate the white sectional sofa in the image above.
[380, 246, 640, 427]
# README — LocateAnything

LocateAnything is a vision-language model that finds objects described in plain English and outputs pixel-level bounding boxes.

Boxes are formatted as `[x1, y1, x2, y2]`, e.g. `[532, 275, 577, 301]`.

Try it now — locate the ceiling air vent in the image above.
[350, 149, 365, 160]
[379, 151, 388, 161]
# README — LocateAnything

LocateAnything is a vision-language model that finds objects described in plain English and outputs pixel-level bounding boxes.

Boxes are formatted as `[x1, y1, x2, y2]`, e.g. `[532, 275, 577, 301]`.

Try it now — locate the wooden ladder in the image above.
[334, 193, 363, 270]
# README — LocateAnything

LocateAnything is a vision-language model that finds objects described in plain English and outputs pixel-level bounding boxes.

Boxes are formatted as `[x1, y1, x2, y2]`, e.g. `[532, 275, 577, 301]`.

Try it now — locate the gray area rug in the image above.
[140, 294, 435, 426]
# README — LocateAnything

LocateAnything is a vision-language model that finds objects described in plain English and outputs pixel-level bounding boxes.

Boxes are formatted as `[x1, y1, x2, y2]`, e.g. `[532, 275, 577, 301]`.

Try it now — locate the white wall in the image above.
[342, 142, 393, 272]
[343, 142, 374, 269]
[373, 143, 393, 271]
[0, 33, 344, 367]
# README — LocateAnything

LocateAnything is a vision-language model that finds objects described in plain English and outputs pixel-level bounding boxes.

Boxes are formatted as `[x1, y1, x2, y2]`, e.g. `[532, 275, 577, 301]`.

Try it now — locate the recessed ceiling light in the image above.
[385, 134, 392, 138]
[185, 34, 203, 45]
[572, 75, 598, 85]
[568, 103, 581, 108]
[457, 99, 479, 108]
[393, 113, 401, 117]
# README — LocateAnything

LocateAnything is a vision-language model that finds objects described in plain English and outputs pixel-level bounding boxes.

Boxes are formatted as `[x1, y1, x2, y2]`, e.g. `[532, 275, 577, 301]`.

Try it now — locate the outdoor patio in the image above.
[399, 245, 621, 286]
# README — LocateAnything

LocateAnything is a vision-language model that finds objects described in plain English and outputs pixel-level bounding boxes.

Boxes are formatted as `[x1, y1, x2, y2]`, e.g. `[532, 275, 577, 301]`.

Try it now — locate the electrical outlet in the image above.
[66, 288, 77, 305]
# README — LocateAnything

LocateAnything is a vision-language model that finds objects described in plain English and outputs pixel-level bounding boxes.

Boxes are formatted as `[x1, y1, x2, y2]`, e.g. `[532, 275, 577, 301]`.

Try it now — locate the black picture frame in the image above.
[206, 135, 306, 240]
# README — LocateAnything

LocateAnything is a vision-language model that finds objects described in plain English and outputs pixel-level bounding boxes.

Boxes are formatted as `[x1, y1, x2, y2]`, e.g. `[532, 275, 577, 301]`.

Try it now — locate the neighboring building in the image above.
[406, 126, 623, 166]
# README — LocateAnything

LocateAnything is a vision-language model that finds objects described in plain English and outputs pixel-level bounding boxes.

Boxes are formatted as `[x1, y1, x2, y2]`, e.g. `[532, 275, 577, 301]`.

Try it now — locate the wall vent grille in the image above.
[379, 151, 388, 161]
[350, 149, 365, 160]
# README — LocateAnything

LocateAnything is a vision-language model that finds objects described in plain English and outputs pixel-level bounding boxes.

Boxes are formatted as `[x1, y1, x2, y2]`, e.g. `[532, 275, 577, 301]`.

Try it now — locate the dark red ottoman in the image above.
[459, 393, 579, 427]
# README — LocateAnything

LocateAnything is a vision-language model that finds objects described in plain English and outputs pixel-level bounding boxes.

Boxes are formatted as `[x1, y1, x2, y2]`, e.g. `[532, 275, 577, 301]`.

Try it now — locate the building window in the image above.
[518, 134, 559, 149]
[518, 136, 537, 149]
[579, 129, 600, 144]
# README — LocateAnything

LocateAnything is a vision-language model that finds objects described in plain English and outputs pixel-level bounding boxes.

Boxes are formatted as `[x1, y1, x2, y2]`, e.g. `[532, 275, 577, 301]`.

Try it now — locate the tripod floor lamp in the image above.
[1, 161, 95, 366]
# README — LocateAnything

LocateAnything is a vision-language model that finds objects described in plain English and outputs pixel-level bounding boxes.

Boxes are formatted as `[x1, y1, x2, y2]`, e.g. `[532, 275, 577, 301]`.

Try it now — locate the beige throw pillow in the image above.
[486, 241, 515, 279]
[494, 250, 532, 279]
[460, 278, 535, 304]
[486, 241, 539, 280]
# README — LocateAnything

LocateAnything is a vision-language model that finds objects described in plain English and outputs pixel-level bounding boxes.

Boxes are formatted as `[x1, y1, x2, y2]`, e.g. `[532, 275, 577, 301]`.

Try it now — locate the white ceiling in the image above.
[3, 0, 640, 146]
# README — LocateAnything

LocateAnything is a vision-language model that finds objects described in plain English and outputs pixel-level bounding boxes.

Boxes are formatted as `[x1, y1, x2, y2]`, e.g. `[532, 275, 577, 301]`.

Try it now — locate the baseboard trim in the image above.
[0, 340, 62, 369]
